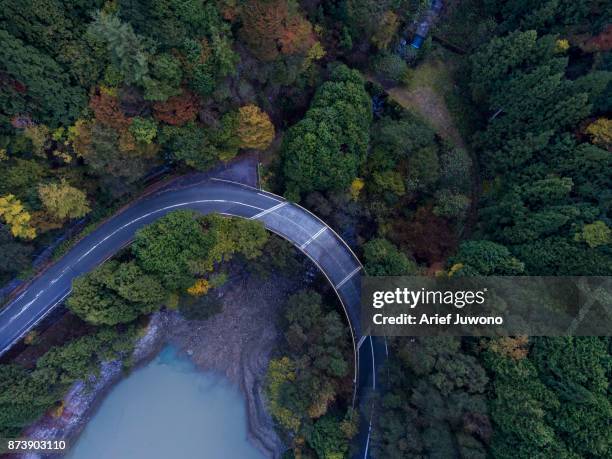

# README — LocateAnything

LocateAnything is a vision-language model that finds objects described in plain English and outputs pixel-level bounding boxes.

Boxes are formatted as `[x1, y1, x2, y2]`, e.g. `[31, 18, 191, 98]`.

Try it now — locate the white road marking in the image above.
[1, 189, 369, 401]
[210, 178, 282, 201]
[0, 293, 25, 318]
[249, 201, 288, 220]
[210, 177, 251, 187]
[370, 336, 376, 390]
[363, 416, 373, 459]
[0, 199, 265, 340]
[0, 290, 71, 352]
[265, 225, 360, 388]
[335, 267, 361, 289]
[300, 227, 327, 249]
[77, 200, 264, 262]
[257, 192, 281, 202]
[357, 334, 367, 349]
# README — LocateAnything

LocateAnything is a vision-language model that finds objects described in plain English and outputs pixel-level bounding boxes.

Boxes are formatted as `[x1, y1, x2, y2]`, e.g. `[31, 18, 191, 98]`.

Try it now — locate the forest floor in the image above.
[395, 52, 470, 148]
[388, 82, 466, 149]
[371, 46, 478, 152]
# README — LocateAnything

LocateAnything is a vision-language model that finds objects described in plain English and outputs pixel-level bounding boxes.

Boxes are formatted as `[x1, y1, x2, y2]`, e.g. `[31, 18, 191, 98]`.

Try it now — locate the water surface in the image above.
[66, 346, 265, 459]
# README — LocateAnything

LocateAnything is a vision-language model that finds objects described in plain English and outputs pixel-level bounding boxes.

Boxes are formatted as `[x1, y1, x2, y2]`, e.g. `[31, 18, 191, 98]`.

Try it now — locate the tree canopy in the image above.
[282, 65, 372, 198]
[68, 261, 166, 325]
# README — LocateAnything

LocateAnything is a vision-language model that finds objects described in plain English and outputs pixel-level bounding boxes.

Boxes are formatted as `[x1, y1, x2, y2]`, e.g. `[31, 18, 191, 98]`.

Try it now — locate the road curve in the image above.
[0, 173, 384, 457]
[0, 174, 363, 360]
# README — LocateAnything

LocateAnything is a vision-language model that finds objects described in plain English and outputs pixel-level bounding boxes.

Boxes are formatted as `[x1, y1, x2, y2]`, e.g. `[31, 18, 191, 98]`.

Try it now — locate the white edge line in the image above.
[0, 185, 371, 414]
[370, 336, 376, 390]
[264, 226, 360, 393]
[0, 290, 71, 356]
[363, 415, 373, 459]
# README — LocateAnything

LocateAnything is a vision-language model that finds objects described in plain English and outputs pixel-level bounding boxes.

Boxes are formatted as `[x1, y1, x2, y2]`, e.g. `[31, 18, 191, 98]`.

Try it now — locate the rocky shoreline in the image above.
[18, 274, 297, 459]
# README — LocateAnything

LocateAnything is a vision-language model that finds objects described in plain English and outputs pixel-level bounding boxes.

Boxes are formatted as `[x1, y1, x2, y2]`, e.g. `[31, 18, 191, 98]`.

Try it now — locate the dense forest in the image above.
[0, 0, 611, 458]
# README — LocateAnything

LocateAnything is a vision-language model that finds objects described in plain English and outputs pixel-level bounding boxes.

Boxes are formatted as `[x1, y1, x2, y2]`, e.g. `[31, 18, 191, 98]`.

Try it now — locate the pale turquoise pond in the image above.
[65, 346, 266, 459]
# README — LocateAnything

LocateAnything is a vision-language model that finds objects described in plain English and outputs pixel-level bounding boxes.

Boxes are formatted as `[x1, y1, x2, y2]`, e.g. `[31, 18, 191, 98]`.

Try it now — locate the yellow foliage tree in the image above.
[555, 38, 570, 53]
[448, 263, 464, 276]
[266, 357, 301, 432]
[50, 401, 65, 419]
[585, 118, 612, 149]
[340, 409, 359, 439]
[236, 105, 275, 150]
[349, 178, 364, 200]
[303, 41, 326, 70]
[187, 278, 210, 296]
[0, 194, 36, 239]
[68, 119, 93, 157]
[38, 180, 91, 221]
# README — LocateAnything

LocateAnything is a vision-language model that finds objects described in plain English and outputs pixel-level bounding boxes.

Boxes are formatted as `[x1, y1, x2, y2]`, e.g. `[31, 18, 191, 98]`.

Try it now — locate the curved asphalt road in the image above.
[0, 174, 384, 457]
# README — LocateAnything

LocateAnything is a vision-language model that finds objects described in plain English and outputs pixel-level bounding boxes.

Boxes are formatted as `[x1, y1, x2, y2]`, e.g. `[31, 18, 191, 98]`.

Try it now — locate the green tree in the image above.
[133, 211, 267, 291]
[406, 146, 440, 191]
[433, 190, 471, 219]
[470, 31, 592, 175]
[77, 122, 153, 184]
[68, 261, 166, 325]
[363, 238, 417, 276]
[133, 210, 214, 291]
[129, 117, 158, 144]
[201, 214, 269, 266]
[373, 337, 490, 459]
[0, 225, 32, 282]
[88, 11, 151, 86]
[282, 65, 372, 197]
[161, 123, 219, 171]
[450, 240, 525, 276]
[574, 220, 611, 248]
[0, 158, 46, 203]
[0, 29, 86, 128]
[308, 414, 349, 458]
[0, 326, 138, 437]
[143, 53, 183, 101]
[531, 337, 611, 457]
[371, 52, 408, 82]
[265, 290, 352, 447]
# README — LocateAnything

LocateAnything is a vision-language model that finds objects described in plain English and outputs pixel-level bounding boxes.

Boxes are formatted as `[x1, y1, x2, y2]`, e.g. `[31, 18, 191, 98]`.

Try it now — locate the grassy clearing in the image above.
[389, 46, 480, 147]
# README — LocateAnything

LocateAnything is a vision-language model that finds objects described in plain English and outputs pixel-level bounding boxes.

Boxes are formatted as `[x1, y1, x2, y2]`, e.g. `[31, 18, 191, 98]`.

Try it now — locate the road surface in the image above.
[0, 173, 386, 457]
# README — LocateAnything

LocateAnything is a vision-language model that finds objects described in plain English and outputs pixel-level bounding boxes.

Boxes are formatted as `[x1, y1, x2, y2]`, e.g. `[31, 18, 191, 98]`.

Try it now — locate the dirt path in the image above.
[387, 84, 466, 150]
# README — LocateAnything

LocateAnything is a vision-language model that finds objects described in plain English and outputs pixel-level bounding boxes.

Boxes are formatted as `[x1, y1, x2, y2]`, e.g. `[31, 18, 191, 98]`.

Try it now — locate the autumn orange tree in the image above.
[236, 105, 275, 150]
[153, 91, 199, 125]
[89, 90, 132, 130]
[239, 0, 317, 61]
